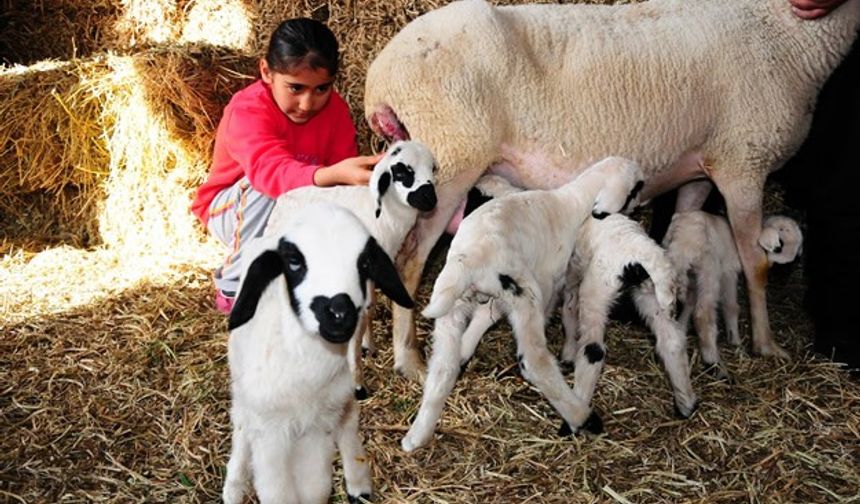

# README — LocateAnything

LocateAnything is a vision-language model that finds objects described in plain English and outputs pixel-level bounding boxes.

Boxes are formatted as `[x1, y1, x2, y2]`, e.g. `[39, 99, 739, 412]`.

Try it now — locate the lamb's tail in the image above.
[422, 255, 471, 319]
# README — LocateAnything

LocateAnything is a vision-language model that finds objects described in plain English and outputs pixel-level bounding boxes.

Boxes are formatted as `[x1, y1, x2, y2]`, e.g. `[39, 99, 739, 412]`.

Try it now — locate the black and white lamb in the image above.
[223, 202, 414, 504]
[265, 140, 437, 396]
[402, 157, 644, 452]
[663, 211, 803, 376]
[456, 175, 698, 420]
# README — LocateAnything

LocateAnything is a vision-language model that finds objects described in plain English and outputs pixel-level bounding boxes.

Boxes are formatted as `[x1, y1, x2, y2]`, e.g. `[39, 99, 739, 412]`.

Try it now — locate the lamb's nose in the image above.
[408, 183, 437, 211]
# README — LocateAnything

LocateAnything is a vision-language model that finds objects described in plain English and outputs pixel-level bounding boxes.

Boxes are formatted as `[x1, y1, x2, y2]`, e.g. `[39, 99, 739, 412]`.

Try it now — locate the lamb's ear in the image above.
[758, 227, 783, 254]
[361, 237, 414, 308]
[228, 250, 285, 331]
[374, 172, 391, 219]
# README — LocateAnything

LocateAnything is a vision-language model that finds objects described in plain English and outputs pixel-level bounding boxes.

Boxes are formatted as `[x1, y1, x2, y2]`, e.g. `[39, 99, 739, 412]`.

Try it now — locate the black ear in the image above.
[228, 250, 286, 331]
[361, 237, 414, 308]
[375, 172, 391, 218]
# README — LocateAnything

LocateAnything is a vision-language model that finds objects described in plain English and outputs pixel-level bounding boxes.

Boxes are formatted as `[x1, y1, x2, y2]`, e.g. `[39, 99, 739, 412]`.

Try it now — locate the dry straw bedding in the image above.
[1, 0, 859, 502]
[2, 252, 859, 503]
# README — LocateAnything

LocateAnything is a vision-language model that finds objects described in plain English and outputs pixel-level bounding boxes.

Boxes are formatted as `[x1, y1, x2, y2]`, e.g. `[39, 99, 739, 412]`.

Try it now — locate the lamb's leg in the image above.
[632, 285, 699, 417]
[560, 279, 581, 365]
[223, 408, 252, 504]
[250, 432, 300, 504]
[508, 294, 601, 436]
[459, 302, 497, 368]
[350, 314, 370, 400]
[693, 267, 727, 377]
[402, 302, 470, 452]
[362, 289, 378, 356]
[718, 176, 788, 359]
[392, 178, 475, 382]
[335, 400, 372, 501]
[571, 273, 616, 407]
[291, 430, 335, 504]
[721, 271, 741, 346]
[675, 179, 713, 212]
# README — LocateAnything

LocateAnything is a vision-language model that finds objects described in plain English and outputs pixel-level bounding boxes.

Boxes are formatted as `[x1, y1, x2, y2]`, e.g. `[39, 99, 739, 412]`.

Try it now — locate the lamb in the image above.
[265, 140, 437, 397]
[456, 175, 697, 420]
[663, 210, 803, 376]
[401, 156, 644, 452]
[364, 0, 860, 380]
[222, 202, 414, 504]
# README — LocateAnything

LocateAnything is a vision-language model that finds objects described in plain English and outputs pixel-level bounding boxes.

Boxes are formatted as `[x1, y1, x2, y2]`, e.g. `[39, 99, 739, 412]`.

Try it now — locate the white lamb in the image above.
[223, 202, 414, 504]
[663, 210, 804, 375]
[456, 175, 697, 420]
[265, 140, 437, 397]
[401, 157, 644, 452]
[364, 0, 860, 380]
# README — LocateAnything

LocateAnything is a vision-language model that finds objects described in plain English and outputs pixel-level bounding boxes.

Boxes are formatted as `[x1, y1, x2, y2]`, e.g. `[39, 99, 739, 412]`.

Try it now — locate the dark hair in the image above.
[265, 18, 339, 76]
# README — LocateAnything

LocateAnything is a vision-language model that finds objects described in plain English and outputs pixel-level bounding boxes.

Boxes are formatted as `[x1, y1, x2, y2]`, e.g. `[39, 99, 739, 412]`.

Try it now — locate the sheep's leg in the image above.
[571, 272, 617, 408]
[717, 176, 789, 359]
[392, 178, 476, 382]
[459, 302, 497, 368]
[402, 302, 470, 452]
[632, 285, 699, 418]
[508, 295, 601, 436]
[290, 430, 335, 504]
[560, 280, 581, 364]
[721, 271, 741, 346]
[250, 432, 300, 504]
[335, 400, 372, 501]
[222, 408, 252, 504]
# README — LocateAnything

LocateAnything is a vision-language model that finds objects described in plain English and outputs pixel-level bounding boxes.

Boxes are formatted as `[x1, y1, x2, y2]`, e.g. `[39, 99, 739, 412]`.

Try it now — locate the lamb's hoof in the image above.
[394, 353, 427, 384]
[222, 482, 245, 504]
[753, 341, 791, 360]
[560, 360, 575, 375]
[581, 410, 604, 434]
[361, 347, 374, 358]
[348, 493, 372, 503]
[674, 399, 699, 419]
[558, 420, 573, 437]
[354, 386, 370, 401]
[558, 411, 604, 437]
[401, 428, 430, 453]
[458, 361, 469, 378]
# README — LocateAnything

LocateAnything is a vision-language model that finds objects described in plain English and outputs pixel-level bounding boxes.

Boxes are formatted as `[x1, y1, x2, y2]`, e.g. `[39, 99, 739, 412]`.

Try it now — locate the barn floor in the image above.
[1, 222, 858, 504]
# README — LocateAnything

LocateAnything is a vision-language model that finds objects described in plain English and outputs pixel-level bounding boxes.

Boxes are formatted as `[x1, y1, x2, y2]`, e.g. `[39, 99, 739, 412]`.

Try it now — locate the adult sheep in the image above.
[364, 0, 860, 380]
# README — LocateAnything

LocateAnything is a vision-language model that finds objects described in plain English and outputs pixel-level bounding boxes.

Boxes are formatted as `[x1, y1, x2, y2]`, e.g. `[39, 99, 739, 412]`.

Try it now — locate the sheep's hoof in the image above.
[354, 386, 370, 401]
[458, 361, 470, 378]
[703, 363, 732, 383]
[674, 399, 699, 419]
[558, 420, 573, 437]
[753, 340, 791, 360]
[348, 493, 372, 503]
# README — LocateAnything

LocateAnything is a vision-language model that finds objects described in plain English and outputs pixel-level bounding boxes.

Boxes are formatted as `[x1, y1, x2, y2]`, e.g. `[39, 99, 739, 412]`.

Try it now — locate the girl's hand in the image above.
[789, 0, 848, 19]
[314, 153, 385, 187]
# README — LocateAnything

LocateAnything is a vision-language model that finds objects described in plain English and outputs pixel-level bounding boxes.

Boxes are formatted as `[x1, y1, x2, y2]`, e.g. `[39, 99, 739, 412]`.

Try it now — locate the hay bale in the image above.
[0, 46, 256, 249]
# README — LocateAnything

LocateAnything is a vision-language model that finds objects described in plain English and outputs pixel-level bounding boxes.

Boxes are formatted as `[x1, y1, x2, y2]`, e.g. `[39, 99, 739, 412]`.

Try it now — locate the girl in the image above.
[191, 18, 382, 313]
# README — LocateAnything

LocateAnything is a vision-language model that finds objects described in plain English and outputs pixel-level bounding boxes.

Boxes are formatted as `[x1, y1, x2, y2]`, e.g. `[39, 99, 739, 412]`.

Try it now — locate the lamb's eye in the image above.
[287, 256, 304, 271]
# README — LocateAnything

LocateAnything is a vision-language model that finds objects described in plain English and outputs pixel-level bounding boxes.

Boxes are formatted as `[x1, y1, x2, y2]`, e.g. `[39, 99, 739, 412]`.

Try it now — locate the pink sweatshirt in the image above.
[191, 80, 357, 224]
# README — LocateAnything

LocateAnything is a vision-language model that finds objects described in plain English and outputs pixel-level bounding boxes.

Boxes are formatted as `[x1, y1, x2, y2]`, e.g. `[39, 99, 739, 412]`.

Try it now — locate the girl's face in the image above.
[260, 59, 334, 124]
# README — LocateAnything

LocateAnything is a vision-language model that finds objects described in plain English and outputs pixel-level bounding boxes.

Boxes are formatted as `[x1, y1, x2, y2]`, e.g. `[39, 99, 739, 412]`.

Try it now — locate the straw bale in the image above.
[0, 46, 255, 249]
